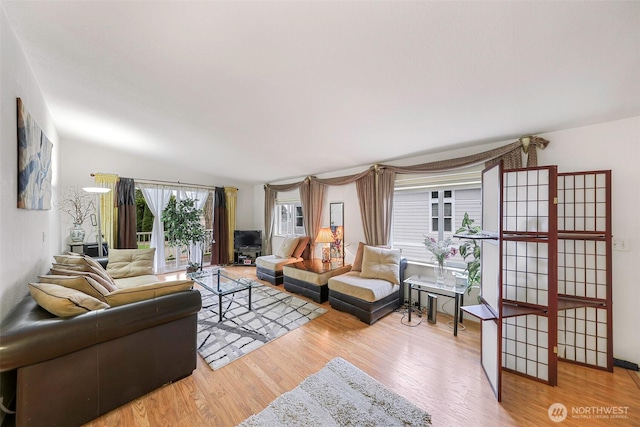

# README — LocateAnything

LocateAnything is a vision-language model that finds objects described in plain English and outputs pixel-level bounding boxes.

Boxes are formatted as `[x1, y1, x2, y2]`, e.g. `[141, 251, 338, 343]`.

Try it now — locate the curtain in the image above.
[94, 173, 118, 251]
[212, 188, 229, 265]
[263, 181, 303, 255]
[225, 187, 238, 262]
[139, 184, 172, 273]
[377, 168, 396, 245]
[116, 178, 137, 249]
[264, 168, 373, 252]
[355, 169, 376, 245]
[263, 186, 276, 255]
[381, 137, 549, 173]
[299, 178, 326, 258]
[178, 189, 209, 266]
[264, 138, 550, 253]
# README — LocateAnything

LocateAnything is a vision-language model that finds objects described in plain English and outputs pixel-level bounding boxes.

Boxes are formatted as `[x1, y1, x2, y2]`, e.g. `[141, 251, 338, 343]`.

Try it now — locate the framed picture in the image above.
[17, 98, 53, 210]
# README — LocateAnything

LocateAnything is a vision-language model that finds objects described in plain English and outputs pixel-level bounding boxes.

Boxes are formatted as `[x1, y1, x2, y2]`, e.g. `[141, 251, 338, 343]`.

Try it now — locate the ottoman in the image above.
[284, 260, 352, 303]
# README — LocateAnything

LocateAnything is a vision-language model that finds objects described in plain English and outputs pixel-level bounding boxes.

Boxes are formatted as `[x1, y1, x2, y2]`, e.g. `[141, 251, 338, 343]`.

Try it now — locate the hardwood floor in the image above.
[84, 266, 639, 426]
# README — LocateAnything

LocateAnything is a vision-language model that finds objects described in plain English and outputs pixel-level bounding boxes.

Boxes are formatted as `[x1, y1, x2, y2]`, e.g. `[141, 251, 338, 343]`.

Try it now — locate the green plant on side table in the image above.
[161, 197, 207, 273]
[455, 213, 481, 295]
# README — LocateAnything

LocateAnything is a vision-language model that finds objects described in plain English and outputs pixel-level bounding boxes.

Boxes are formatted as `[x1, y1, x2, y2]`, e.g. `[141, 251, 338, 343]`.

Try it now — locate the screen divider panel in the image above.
[464, 166, 612, 401]
[479, 162, 503, 400]
[501, 166, 558, 386]
[557, 171, 612, 371]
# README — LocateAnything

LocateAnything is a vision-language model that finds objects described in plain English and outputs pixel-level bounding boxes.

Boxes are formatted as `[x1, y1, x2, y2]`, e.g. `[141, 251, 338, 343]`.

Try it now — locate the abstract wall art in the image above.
[17, 98, 53, 210]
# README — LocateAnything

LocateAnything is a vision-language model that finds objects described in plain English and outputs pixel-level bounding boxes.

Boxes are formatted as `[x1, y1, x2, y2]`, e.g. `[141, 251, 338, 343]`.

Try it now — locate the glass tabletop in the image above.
[404, 274, 468, 295]
[286, 259, 349, 274]
[188, 268, 255, 295]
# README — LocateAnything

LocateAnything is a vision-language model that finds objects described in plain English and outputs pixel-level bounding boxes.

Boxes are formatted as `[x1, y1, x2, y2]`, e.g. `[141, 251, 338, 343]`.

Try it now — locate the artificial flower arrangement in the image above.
[423, 236, 457, 265]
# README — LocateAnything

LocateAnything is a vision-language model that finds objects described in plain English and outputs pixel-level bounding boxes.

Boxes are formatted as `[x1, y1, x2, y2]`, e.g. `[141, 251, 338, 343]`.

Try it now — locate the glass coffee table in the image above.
[188, 268, 255, 322]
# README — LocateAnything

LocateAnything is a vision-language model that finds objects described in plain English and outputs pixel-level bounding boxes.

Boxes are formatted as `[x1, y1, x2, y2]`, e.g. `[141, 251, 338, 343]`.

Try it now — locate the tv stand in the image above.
[234, 246, 262, 266]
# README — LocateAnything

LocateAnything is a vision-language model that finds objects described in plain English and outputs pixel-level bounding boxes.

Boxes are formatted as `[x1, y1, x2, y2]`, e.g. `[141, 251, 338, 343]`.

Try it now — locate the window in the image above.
[431, 190, 453, 232]
[391, 170, 482, 264]
[276, 201, 305, 236]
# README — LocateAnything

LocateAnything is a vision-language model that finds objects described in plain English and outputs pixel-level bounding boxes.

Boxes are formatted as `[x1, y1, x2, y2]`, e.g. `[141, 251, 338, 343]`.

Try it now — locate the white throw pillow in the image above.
[275, 236, 300, 258]
[359, 246, 401, 284]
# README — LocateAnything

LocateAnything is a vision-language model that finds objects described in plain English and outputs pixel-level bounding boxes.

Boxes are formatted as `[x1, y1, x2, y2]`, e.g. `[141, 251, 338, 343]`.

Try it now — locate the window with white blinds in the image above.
[275, 196, 305, 236]
[392, 169, 483, 264]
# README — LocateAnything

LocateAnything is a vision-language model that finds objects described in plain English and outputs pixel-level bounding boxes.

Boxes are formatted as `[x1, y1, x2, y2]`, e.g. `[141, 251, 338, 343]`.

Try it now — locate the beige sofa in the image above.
[328, 244, 407, 324]
[256, 236, 310, 285]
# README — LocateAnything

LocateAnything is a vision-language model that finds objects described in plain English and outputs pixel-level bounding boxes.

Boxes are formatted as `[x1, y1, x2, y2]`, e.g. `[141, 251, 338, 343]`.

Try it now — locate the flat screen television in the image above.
[234, 230, 262, 248]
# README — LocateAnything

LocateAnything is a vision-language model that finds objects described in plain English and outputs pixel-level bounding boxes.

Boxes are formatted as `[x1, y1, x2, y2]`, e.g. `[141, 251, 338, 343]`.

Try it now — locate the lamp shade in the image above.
[83, 187, 111, 194]
[315, 227, 334, 244]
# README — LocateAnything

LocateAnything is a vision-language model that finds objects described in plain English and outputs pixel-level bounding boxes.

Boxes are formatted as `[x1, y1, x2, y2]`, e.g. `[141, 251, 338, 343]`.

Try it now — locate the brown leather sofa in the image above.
[0, 288, 202, 427]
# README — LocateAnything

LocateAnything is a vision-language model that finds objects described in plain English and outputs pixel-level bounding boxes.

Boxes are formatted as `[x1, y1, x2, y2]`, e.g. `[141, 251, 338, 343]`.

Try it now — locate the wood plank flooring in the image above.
[84, 266, 639, 426]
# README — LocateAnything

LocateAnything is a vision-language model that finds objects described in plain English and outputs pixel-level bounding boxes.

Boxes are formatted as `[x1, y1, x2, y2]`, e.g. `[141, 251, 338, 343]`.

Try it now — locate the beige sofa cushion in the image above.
[291, 236, 310, 258]
[53, 254, 86, 265]
[104, 280, 193, 307]
[328, 271, 399, 303]
[256, 255, 302, 271]
[113, 275, 160, 289]
[51, 262, 91, 272]
[107, 248, 155, 279]
[351, 242, 391, 272]
[49, 268, 118, 292]
[29, 283, 109, 318]
[38, 274, 109, 301]
[275, 236, 300, 258]
[359, 246, 401, 285]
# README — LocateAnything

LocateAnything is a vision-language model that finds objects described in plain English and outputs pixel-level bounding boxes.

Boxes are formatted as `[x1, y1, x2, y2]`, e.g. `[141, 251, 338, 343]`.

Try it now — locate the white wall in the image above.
[0, 10, 61, 322]
[537, 116, 640, 365]
[253, 116, 640, 364]
[0, 10, 61, 416]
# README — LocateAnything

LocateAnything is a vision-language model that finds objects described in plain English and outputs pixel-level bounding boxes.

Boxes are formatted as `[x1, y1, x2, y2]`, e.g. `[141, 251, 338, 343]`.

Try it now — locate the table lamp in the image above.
[315, 227, 334, 263]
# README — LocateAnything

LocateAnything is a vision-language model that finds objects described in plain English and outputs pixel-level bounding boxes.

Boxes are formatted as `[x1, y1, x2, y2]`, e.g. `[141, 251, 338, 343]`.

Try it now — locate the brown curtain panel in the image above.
[211, 187, 229, 265]
[116, 178, 138, 249]
[299, 178, 326, 258]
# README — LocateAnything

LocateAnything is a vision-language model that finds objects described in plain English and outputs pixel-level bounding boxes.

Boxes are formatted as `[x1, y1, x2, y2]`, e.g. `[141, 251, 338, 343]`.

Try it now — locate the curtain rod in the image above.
[90, 174, 237, 191]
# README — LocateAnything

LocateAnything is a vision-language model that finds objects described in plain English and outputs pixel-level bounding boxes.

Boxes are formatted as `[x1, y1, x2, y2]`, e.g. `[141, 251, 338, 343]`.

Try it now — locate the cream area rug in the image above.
[197, 283, 327, 370]
[238, 357, 432, 426]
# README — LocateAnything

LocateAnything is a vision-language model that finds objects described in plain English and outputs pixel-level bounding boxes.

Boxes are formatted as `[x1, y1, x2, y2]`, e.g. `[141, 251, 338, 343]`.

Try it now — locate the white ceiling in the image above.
[3, 1, 639, 185]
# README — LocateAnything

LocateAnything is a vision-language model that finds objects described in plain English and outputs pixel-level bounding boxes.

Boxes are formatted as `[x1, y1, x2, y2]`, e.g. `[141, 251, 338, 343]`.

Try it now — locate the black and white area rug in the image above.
[238, 357, 432, 426]
[197, 283, 327, 370]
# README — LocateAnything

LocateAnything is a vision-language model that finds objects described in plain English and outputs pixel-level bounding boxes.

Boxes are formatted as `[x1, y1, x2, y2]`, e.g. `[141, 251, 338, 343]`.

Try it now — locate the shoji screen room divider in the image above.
[462, 164, 612, 402]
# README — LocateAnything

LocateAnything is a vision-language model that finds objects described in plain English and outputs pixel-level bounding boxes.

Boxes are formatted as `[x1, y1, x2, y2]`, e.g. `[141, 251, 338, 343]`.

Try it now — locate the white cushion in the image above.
[328, 271, 399, 303]
[256, 255, 302, 271]
[359, 246, 401, 285]
[107, 248, 155, 279]
[275, 236, 300, 258]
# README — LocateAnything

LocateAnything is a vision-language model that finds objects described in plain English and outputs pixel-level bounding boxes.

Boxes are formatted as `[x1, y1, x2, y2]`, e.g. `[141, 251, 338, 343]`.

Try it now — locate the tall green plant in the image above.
[161, 197, 207, 267]
[456, 213, 481, 294]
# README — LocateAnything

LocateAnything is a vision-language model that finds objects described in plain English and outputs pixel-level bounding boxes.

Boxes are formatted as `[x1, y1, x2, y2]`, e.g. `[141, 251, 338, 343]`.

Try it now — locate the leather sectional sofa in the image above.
[0, 249, 202, 427]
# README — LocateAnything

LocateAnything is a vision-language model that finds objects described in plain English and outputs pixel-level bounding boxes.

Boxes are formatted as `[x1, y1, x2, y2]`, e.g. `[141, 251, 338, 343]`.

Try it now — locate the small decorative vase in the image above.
[434, 259, 447, 284]
[70, 223, 85, 243]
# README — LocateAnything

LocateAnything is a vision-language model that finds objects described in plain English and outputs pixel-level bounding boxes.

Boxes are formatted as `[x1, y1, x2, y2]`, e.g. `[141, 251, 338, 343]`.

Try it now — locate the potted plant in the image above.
[455, 212, 482, 294]
[58, 186, 95, 243]
[161, 197, 208, 273]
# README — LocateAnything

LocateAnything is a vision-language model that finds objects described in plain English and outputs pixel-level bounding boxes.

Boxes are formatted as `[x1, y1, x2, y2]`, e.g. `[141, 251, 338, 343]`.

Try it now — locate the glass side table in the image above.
[404, 274, 467, 336]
